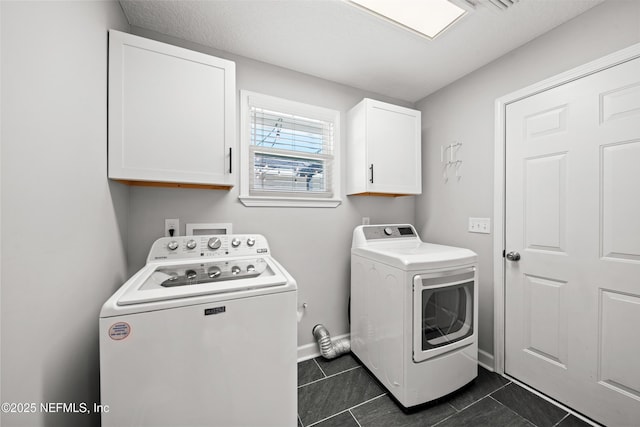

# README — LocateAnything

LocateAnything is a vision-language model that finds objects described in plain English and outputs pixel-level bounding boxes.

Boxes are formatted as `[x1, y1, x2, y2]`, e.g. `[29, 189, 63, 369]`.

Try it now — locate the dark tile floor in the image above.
[297, 354, 593, 427]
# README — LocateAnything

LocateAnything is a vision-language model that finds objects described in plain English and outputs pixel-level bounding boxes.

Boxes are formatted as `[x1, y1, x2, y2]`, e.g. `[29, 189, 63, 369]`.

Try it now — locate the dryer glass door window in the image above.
[413, 268, 475, 362]
[421, 283, 473, 350]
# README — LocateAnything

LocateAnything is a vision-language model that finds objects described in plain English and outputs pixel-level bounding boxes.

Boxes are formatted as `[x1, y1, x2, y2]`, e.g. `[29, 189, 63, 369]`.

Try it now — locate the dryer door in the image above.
[413, 267, 476, 362]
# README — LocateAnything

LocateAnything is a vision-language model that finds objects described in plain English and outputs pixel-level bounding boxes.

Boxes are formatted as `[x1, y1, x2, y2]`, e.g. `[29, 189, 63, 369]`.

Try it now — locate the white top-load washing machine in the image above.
[351, 224, 478, 409]
[99, 234, 297, 427]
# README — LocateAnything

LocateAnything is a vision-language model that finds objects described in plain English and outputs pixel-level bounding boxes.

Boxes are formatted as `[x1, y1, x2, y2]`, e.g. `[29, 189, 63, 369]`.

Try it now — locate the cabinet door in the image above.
[109, 30, 236, 187]
[366, 101, 421, 194]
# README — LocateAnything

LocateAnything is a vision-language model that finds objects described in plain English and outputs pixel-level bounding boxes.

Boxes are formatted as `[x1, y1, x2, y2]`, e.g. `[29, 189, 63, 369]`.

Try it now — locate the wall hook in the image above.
[441, 142, 463, 182]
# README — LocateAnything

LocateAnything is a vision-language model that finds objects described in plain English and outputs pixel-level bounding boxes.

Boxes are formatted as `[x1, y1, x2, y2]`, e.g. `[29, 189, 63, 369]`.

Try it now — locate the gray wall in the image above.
[127, 27, 416, 350]
[1, 1, 130, 426]
[3, 2, 638, 426]
[414, 0, 640, 359]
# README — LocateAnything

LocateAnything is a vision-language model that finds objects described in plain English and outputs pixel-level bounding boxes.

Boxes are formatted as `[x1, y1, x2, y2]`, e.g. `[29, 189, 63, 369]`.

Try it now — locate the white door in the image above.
[505, 56, 640, 425]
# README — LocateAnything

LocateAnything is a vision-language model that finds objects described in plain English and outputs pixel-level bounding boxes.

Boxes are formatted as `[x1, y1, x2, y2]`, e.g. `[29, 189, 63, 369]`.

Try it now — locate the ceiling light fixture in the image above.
[349, 0, 467, 40]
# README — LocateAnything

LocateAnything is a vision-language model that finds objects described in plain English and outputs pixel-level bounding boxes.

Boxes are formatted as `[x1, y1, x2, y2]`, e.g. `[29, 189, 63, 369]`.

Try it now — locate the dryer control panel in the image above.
[352, 224, 421, 248]
[147, 234, 269, 262]
[362, 225, 417, 240]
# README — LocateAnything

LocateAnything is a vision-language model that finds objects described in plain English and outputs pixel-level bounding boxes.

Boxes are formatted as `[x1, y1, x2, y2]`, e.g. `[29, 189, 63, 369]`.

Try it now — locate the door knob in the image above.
[506, 251, 521, 261]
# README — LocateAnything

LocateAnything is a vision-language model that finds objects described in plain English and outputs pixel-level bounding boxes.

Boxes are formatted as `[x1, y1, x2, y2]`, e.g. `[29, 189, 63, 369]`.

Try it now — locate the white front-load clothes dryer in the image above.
[351, 224, 478, 409]
[99, 234, 297, 427]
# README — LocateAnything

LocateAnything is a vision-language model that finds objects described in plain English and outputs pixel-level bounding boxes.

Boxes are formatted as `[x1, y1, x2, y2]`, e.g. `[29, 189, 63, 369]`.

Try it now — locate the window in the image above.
[239, 91, 341, 207]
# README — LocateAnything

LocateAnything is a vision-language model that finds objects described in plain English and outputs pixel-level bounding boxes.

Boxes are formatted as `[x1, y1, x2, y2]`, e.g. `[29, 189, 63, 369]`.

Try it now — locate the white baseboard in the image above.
[297, 332, 350, 362]
[297, 342, 320, 362]
[478, 348, 495, 371]
[300, 337, 494, 369]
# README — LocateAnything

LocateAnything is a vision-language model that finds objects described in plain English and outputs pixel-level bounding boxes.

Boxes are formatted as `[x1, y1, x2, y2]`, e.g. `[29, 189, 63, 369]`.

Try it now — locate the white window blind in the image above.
[249, 104, 335, 197]
[240, 91, 341, 207]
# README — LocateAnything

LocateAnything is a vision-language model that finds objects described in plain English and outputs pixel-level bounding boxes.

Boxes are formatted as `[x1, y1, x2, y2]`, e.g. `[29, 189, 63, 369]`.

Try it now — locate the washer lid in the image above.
[116, 256, 288, 306]
[352, 241, 477, 270]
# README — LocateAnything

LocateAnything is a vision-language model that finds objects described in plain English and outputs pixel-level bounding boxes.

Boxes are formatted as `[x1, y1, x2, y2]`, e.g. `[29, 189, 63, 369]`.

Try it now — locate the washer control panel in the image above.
[148, 234, 269, 261]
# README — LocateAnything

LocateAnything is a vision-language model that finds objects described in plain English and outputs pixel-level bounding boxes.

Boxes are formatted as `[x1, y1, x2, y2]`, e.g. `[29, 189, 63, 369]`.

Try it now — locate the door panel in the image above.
[600, 140, 640, 261]
[525, 105, 568, 140]
[600, 82, 640, 123]
[524, 154, 567, 252]
[522, 275, 568, 368]
[505, 56, 640, 425]
[599, 290, 640, 399]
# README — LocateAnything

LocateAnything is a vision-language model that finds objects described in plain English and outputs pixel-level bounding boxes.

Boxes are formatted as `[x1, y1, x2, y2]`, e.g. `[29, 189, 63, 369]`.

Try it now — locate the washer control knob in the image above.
[167, 241, 179, 251]
[185, 269, 197, 280]
[186, 239, 197, 250]
[246, 237, 256, 247]
[247, 264, 256, 272]
[231, 238, 241, 248]
[384, 227, 393, 236]
[231, 265, 241, 275]
[207, 266, 221, 278]
[208, 237, 221, 250]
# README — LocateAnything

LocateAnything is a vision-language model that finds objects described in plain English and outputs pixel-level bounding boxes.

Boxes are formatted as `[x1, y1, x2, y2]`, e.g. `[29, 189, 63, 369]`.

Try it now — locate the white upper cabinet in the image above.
[347, 99, 421, 196]
[108, 30, 236, 189]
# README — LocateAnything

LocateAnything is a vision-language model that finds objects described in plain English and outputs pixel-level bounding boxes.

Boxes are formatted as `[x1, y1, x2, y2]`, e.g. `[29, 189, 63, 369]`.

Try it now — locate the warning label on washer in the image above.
[108, 322, 131, 340]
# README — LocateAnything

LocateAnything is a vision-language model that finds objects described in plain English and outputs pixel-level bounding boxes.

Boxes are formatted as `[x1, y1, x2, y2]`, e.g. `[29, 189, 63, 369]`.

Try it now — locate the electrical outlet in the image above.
[362, 217, 370, 225]
[165, 218, 180, 237]
[468, 217, 491, 234]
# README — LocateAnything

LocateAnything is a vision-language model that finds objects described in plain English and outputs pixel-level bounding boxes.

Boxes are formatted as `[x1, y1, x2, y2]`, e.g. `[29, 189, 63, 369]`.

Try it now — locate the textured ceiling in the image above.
[119, 0, 605, 103]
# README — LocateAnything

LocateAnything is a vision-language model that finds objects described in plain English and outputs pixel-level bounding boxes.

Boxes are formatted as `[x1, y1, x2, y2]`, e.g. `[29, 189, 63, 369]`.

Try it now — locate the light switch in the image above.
[468, 217, 490, 234]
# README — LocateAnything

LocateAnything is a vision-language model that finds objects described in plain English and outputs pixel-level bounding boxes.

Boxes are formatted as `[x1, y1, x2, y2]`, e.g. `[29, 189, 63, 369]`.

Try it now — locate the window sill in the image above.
[238, 195, 342, 208]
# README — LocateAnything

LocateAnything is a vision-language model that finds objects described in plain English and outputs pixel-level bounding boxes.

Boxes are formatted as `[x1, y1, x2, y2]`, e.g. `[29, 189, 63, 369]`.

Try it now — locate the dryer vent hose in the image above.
[312, 324, 350, 360]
